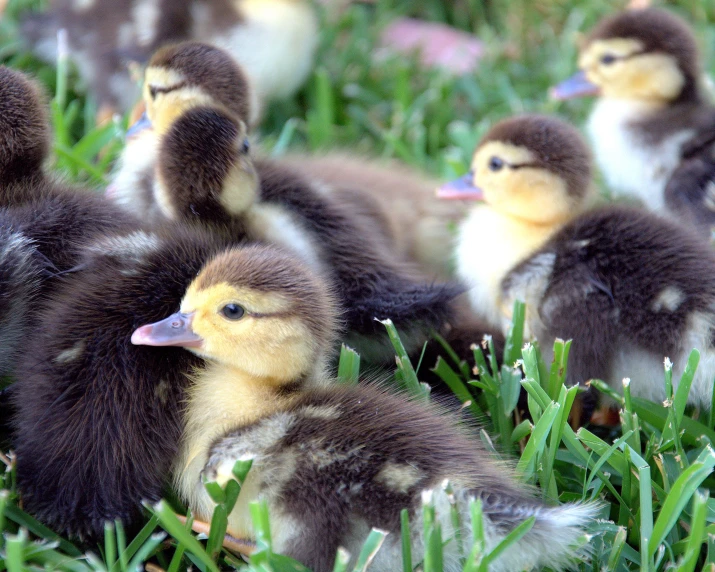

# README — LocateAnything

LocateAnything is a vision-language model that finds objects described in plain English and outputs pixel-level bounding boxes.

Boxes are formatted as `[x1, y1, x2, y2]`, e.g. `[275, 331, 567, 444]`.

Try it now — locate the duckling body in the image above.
[13, 224, 234, 539]
[202, 386, 594, 572]
[501, 206, 715, 405]
[553, 8, 715, 232]
[445, 114, 715, 406]
[22, 0, 317, 118]
[131, 247, 597, 572]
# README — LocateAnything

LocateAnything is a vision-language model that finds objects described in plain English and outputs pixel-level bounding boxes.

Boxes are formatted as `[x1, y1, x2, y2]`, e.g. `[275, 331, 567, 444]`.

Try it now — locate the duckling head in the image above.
[140, 42, 254, 136]
[132, 246, 340, 384]
[553, 9, 701, 104]
[155, 105, 259, 222]
[439, 115, 593, 226]
[0, 66, 50, 187]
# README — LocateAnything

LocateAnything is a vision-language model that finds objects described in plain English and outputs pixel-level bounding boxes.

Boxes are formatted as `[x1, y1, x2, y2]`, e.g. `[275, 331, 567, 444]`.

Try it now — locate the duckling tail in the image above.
[479, 499, 601, 572]
[347, 281, 464, 334]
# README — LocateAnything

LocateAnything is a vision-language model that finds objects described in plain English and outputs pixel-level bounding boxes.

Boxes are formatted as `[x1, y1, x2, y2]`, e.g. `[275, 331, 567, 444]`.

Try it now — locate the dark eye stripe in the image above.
[148, 81, 188, 100]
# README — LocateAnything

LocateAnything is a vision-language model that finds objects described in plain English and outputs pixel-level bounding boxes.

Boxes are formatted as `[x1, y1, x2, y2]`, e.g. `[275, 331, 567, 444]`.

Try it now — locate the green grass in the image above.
[2, 0, 715, 570]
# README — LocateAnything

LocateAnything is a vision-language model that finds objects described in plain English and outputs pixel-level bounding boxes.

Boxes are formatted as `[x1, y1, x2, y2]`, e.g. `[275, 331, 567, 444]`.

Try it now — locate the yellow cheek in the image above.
[220, 160, 259, 215]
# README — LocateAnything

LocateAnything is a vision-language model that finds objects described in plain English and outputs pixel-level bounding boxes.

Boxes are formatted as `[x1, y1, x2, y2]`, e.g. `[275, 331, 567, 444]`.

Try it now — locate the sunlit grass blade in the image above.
[516, 401, 559, 480]
[649, 445, 715, 559]
[400, 508, 412, 572]
[352, 528, 388, 572]
[149, 500, 220, 572]
[337, 344, 361, 385]
[678, 491, 709, 572]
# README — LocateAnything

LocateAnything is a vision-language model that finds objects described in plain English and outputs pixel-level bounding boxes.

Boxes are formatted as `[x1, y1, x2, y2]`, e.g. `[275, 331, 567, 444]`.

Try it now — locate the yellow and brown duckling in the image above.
[132, 245, 597, 572]
[440, 114, 715, 408]
[552, 8, 715, 235]
[21, 0, 317, 121]
[111, 42, 462, 363]
[12, 223, 237, 540]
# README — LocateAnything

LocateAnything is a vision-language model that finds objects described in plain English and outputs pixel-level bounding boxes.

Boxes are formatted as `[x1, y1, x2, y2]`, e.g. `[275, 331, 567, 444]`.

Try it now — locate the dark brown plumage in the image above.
[0, 67, 50, 187]
[665, 154, 715, 236]
[12, 224, 236, 540]
[0, 210, 44, 375]
[502, 206, 715, 405]
[252, 158, 462, 343]
[585, 8, 701, 105]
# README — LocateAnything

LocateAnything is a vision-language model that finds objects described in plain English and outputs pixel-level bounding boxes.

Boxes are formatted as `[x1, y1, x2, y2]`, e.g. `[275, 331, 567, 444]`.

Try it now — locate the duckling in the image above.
[280, 153, 469, 279]
[12, 223, 236, 540]
[111, 42, 462, 362]
[21, 0, 317, 121]
[552, 8, 715, 233]
[132, 245, 597, 572]
[0, 66, 138, 375]
[441, 114, 715, 407]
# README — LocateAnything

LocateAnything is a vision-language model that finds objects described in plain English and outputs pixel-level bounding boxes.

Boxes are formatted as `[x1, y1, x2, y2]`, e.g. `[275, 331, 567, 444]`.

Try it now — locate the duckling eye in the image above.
[488, 157, 504, 172]
[149, 86, 158, 100]
[600, 54, 617, 65]
[241, 139, 250, 154]
[221, 304, 245, 320]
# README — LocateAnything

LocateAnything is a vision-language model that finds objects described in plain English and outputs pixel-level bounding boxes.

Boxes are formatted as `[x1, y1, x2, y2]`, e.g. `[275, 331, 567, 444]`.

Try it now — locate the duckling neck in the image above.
[456, 206, 561, 328]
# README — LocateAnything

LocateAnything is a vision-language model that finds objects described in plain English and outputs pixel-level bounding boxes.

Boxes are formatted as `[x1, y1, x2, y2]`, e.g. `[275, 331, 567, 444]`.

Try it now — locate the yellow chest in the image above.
[456, 208, 557, 329]
[173, 366, 292, 530]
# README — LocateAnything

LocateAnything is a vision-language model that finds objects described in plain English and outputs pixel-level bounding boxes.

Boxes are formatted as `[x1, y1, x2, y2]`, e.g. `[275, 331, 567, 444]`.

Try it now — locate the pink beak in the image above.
[131, 311, 203, 348]
[436, 173, 484, 201]
[550, 70, 600, 100]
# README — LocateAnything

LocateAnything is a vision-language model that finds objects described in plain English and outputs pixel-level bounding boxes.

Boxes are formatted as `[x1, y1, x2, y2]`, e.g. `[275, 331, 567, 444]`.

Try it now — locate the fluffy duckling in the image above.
[441, 114, 715, 407]
[111, 42, 461, 362]
[0, 66, 138, 375]
[280, 153, 470, 279]
[552, 8, 715, 232]
[22, 0, 317, 120]
[12, 223, 235, 540]
[133, 246, 597, 572]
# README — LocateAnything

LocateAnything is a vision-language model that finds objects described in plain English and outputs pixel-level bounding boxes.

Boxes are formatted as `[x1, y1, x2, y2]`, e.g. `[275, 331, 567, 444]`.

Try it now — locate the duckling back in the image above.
[201, 384, 596, 572]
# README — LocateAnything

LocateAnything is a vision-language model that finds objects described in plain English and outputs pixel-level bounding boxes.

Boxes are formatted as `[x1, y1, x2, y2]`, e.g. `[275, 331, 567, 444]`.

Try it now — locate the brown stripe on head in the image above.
[0, 66, 50, 187]
[584, 9, 700, 101]
[479, 114, 592, 200]
[195, 245, 341, 350]
[148, 42, 252, 124]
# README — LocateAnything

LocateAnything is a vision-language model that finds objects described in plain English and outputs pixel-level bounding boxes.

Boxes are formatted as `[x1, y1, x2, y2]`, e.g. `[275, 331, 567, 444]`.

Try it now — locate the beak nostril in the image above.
[171, 321, 181, 328]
